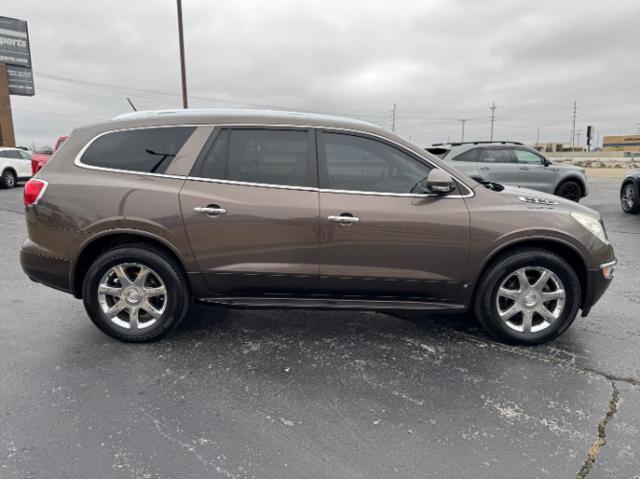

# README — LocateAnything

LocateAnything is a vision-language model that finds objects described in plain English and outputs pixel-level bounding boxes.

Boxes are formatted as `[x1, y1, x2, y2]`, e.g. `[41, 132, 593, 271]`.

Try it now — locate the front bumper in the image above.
[581, 260, 616, 316]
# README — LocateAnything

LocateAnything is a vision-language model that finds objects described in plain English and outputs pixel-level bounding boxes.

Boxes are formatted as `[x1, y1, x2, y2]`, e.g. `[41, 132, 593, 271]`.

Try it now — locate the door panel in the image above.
[478, 148, 520, 185]
[318, 193, 470, 301]
[514, 149, 557, 193]
[3, 150, 31, 178]
[449, 148, 480, 179]
[180, 127, 320, 296]
[316, 130, 470, 302]
[180, 181, 320, 295]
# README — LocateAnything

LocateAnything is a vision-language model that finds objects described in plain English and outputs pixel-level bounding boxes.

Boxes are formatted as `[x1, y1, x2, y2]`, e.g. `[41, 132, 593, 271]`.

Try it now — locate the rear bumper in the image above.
[581, 260, 615, 316]
[20, 241, 73, 294]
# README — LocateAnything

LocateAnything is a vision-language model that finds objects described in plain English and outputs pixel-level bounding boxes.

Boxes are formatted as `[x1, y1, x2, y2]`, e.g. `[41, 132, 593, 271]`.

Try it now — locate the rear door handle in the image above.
[328, 214, 360, 225]
[520, 166, 530, 171]
[479, 166, 490, 171]
[194, 205, 227, 216]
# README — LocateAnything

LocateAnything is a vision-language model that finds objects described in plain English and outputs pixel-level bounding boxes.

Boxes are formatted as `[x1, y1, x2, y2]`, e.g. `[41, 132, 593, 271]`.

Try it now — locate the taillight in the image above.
[24, 178, 48, 207]
[31, 158, 39, 176]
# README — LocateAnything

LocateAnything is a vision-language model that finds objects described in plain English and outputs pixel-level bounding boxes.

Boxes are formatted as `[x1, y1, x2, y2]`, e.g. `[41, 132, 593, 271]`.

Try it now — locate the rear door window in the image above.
[194, 128, 316, 188]
[479, 148, 515, 164]
[81, 127, 195, 174]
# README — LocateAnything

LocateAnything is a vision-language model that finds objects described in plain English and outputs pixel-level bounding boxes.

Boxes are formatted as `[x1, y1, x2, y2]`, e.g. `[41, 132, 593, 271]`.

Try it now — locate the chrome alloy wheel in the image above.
[622, 184, 635, 210]
[495, 267, 566, 334]
[97, 263, 167, 330]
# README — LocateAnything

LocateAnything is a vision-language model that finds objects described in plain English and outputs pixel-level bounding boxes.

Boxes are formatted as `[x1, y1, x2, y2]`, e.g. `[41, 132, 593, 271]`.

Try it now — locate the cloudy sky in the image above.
[5, 0, 640, 148]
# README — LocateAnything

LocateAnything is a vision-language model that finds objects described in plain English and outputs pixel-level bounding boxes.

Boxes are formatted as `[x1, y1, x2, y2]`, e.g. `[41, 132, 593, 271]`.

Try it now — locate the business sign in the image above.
[0, 16, 34, 96]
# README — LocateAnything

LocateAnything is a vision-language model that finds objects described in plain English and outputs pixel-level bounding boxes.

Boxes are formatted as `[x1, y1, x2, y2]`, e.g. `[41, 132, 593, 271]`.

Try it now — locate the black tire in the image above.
[555, 180, 583, 202]
[473, 248, 581, 345]
[620, 181, 640, 214]
[82, 244, 190, 342]
[0, 169, 17, 189]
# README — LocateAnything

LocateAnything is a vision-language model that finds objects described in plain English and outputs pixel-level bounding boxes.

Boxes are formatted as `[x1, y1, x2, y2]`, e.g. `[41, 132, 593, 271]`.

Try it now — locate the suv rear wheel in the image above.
[555, 180, 582, 202]
[473, 248, 581, 345]
[82, 245, 190, 342]
[1, 169, 17, 189]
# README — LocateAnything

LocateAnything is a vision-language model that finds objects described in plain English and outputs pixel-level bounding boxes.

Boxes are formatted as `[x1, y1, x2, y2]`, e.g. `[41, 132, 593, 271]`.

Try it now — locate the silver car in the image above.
[426, 141, 587, 201]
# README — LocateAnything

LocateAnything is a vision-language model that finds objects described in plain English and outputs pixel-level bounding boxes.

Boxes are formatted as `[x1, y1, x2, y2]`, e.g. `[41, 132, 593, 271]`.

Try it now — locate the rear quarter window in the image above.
[451, 148, 479, 162]
[80, 127, 195, 174]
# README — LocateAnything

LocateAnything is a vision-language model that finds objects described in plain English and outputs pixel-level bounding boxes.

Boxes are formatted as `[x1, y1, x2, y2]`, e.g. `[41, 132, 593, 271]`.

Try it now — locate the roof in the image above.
[430, 141, 524, 147]
[111, 108, 379, 130]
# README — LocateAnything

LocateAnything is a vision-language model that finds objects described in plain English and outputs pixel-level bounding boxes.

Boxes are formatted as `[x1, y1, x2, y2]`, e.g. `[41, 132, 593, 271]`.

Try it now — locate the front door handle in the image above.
[479, 166, 490, 171]
[194, 204, 227, 216]
[328, 214, 360, 225]
[520, 166, 530, 171]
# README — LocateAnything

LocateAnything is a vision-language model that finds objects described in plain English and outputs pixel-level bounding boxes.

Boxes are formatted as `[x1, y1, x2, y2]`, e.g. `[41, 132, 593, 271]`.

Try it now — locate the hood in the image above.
[498, 185, 600, 218]
[624, 169, 640, 180]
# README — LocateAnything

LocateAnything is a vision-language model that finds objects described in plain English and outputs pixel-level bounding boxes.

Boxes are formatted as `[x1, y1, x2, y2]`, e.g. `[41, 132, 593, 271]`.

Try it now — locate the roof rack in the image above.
[430, 141, 524, 147]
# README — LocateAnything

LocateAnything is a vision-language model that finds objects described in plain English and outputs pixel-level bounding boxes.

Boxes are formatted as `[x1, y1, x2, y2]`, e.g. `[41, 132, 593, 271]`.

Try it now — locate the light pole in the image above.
[176, 0, 188, 109]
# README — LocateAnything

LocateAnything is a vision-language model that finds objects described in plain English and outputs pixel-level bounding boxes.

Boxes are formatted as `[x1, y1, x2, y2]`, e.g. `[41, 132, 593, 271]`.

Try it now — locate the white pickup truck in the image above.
[0, 147, 32, 188]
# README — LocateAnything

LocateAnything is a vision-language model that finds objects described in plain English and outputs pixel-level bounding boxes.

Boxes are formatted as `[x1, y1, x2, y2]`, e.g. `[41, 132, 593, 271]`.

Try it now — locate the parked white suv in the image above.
[0, 147, 32, 188]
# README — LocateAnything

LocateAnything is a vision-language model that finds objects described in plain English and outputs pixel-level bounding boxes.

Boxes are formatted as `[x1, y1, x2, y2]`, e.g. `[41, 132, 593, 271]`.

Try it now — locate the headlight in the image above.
[571, 212, 608, 244]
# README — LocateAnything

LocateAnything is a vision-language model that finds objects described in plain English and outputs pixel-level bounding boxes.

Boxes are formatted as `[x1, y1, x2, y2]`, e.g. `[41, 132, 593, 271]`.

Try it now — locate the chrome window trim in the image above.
[74, 123, 475, 198]
[184, 176, 318, 192]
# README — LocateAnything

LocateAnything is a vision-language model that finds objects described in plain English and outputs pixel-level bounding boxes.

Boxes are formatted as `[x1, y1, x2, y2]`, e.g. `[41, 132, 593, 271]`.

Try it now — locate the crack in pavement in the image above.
[575, 382, 621, 478]
[432, 324, 640, 387]
[389, 312, 640, 387]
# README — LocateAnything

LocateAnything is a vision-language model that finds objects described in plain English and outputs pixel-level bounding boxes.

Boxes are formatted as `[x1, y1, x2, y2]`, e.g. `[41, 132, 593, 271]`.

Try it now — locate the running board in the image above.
[199, 297, 466, 312]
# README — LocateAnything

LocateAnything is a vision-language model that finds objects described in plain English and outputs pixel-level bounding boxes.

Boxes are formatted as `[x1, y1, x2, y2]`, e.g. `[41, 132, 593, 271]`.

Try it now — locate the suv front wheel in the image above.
[82, 245, 190, 342]
[555, 180, 583, 202]
[473, 248, 581, 344]
[620, 181, 640, 214]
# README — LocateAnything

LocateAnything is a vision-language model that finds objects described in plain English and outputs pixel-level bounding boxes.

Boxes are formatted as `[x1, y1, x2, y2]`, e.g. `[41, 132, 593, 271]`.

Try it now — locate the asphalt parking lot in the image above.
[1, 178, 639, 478]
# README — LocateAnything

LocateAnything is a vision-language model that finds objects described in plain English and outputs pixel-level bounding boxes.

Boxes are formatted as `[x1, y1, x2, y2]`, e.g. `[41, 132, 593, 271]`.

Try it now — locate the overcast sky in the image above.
[5, 0, 640, 147]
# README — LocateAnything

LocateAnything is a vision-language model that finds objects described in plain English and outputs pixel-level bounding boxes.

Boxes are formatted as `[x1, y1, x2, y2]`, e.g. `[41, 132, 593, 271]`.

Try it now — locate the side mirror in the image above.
[543, 158, 552, 167]
[426, 169, 455, 194]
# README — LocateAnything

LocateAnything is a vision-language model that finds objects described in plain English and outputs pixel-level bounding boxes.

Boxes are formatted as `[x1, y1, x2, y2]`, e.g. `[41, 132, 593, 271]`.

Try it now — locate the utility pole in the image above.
[576, 129, 582, 150]
[176, 0, 188, 109]
[391, 103, 396, 133]
[536, 126, 540, 148]
[596, 130, 600, 150]
[570, 101, 577, 151]
[489, 102, 496, 141]
[459, 119, 467, 142]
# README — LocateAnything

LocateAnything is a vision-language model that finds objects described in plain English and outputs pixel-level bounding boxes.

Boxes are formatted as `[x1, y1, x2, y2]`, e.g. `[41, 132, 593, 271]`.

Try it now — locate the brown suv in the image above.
[20, 109, 615, 344]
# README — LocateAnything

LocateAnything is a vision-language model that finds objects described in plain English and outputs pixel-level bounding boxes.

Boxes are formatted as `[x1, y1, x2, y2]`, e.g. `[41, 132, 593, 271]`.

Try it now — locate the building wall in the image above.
[603, 135, 640, 152]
